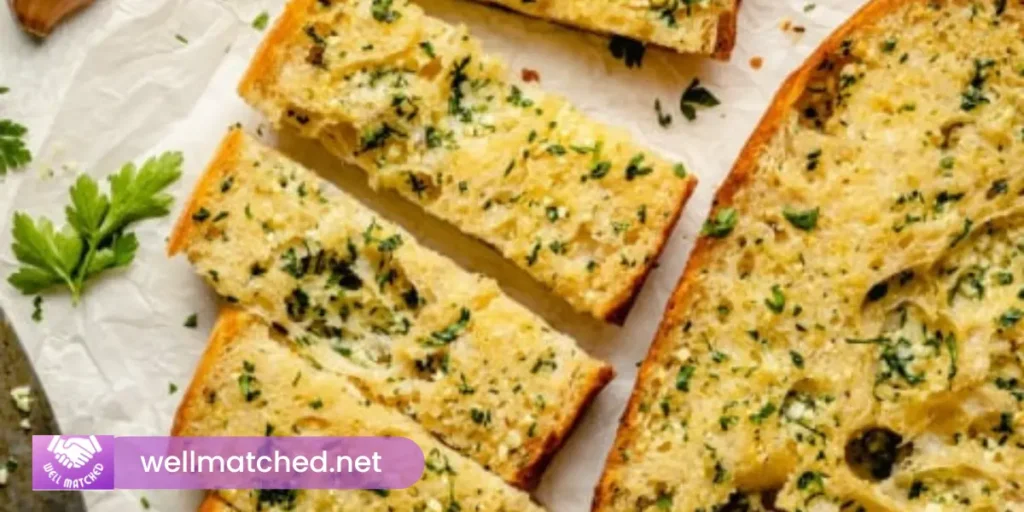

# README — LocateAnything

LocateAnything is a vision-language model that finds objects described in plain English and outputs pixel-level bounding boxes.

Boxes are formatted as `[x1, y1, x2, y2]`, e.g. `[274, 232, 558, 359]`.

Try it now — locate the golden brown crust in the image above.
[592, 0, 914, 508]
[711, 0, 740, 60]
[237, 0, 310, 103]
[602, 175, 698, 324]
[198, 494, 237, 512]
[517, 363, 616, 488]
[171, 307, 246, 437]
[166, 129, 245, 257]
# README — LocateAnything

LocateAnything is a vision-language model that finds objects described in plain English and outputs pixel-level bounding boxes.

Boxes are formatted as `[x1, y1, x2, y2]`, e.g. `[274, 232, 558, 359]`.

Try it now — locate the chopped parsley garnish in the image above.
[765, 285, 786, 314]
[608, 36, 645, 68]
[702, 207, 737, 238]
[998, 308, 1023, 328]
[589, 161, 612, 179]
[184, 313, 198, 328]
[252, 11, 270, 30]
[680, 79, 720, 121]
[783, 207, 819, 231]
[625, 154, 653, 180]
[676, 364, 696, 392]
[370, 0, 401, 23]
[655, 99, 672, 127]
[421, 308, 471, 347]
[961, 58, 995, 111]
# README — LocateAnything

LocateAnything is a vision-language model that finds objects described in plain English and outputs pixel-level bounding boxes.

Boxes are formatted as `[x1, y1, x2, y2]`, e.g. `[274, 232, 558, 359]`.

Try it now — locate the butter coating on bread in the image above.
[471, 0, 738, 58]
[237, 0, 698, 323]
[169, 130, 612, 488]
[596, 1, 1024, 510]
[174, 309, 544, 512]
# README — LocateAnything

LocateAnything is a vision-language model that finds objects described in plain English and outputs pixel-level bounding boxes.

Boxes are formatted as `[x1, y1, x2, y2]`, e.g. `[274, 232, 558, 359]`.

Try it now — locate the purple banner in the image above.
[33, 436, 424, 491]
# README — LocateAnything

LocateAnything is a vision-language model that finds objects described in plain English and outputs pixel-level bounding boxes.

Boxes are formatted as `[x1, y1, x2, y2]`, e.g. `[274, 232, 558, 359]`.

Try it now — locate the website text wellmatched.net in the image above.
[139, 450, 384, 475]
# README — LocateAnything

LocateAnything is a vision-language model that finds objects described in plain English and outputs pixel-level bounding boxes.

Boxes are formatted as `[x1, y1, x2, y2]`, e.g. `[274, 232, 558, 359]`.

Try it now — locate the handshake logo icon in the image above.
[47, 436, 103, 469]
[34, 435, 114, 490]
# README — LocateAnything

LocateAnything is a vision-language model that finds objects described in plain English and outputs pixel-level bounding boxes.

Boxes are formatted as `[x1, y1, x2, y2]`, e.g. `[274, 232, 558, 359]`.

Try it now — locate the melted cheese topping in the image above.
[600, 2, 1024, 510]
[177, 311, 543, 512]
[473, 0, 735, 55]
[180, 132, 610, 484]
[241, 0, 696, 320]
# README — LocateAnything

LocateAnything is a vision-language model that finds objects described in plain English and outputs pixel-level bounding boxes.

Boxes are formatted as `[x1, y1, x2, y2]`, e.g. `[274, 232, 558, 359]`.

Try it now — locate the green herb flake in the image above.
[31, 295, 42, 322]
[783, 206, 820, 231]
[680, 79, 720, 121]
[998, 308, 1023, 328]
[421, 308, 471, 347]
[676, 364, 696, 392]
[252, 11, 270, 30]
[766, 285, 786, 314]
[608, 36, 645, 68]
[702, 207, 738, 238]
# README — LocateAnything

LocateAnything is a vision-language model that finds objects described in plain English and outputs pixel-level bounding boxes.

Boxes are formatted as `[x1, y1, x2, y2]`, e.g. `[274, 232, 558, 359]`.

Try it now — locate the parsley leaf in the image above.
[783, 206, 820, 231]
[7, 152, 182, 303]
[608, 36, 645, 68]
[680, 79, 720, 121]
[8, 214, 82, 294]
[0, 119, 32, 175]
[702, 207, 738, 238]
[252, 11, 270, 31]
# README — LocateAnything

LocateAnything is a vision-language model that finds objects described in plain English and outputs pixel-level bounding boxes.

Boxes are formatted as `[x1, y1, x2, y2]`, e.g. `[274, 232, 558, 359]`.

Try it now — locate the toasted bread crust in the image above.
[602, 174, 698, 324]
[198, 494, 236, 512]
[519, 362, 616, 488]
[171, 306, 244, 437]
[236, 0, 310, 104]
[166, 129, 245, 257]
[711, 0, 740, 60]
[593, 0, 913, 508]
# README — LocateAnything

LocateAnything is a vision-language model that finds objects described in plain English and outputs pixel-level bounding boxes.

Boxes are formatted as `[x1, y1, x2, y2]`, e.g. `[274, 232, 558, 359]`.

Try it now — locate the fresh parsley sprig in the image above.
[8, 152, 183, 303]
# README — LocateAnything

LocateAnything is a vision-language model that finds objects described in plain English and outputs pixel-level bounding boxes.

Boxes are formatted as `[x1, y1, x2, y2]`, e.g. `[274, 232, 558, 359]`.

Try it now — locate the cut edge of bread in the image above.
[602, 176, 697, 324]
[167, 128, 245, 257]
[170, 305, 243, 437]
[237, 0, 309, 113]
[592, 0, 910, 508]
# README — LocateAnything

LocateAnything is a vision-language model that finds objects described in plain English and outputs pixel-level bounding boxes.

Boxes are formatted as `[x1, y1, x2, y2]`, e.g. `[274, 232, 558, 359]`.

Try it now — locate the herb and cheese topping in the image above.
[239, 0, 698, 321]
[599, 2, 1024, 511]
[171, 131, 612, 486]
[471, 0, 737, 56]
[175, 310, 543, 512]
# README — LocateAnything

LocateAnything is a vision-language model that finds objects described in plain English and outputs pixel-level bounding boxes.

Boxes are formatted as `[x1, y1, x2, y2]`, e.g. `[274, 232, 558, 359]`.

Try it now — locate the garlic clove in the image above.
[8, 0, 96, 38]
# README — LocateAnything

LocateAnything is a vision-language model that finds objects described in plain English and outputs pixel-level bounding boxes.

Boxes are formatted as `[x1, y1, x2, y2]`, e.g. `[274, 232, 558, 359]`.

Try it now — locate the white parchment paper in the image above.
[0, 1, 866, 510]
